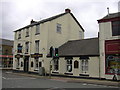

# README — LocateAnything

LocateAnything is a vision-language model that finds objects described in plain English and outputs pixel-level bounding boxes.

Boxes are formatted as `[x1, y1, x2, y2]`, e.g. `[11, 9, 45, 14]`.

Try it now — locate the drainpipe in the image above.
[99, 56, 101, 79]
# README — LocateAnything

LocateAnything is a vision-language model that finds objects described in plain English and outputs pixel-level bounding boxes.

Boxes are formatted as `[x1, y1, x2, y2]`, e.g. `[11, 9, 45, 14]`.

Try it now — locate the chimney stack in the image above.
[30, 19, 37, 24]
[107, 7, 110, 16]
[65, 8, 71, 13]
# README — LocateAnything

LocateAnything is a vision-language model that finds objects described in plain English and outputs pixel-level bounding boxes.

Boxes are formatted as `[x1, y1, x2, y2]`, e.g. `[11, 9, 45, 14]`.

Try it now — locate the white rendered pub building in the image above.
[13, 9, 84, 73]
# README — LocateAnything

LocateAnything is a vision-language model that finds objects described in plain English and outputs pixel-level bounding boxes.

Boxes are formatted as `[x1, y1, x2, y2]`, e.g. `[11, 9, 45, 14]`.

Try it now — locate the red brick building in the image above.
[0, 38, 13, 69]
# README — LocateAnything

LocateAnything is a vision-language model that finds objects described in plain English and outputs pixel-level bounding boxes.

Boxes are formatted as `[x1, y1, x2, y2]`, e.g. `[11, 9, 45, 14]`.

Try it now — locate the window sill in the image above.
[34, 69, 38, 71]
[79, 73, 89, 76]
[16, 68, 20, 69]
[52, 71, 59, 74]
[25, 53, 29, 54]
[64, 72, 73, 75]
[25, 35, 29, 37]
[35, 33, 40, 35]
[18, 37, 21, 39]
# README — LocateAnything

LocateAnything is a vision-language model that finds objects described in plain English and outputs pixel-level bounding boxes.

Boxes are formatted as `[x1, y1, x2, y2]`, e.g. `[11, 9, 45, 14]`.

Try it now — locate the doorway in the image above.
[24, 56, 29, 72]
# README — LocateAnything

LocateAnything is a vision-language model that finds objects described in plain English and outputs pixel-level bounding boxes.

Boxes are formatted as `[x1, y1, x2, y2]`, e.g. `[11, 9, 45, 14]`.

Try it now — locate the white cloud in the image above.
[1, 0, 119, 40]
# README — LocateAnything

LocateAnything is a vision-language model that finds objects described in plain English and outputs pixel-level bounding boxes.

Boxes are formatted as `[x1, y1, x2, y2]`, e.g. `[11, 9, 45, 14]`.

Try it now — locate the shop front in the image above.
[105, 39, 120, 76]
[0, 55, 13, 69]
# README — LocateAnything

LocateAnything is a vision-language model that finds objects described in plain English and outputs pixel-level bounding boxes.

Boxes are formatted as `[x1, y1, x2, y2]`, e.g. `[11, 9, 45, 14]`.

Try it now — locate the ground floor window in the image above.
[34, 58, 39, 70]
[31, 61, 33, 67]
[66, 59, 72, 72]
[105, 54, 120, 74]
[2, 58, 13, 68]
[39, 62, 42, 67]
[53, 59, 59, 71]
[74, 60, 79, 68]
[81, 60, 88, 73]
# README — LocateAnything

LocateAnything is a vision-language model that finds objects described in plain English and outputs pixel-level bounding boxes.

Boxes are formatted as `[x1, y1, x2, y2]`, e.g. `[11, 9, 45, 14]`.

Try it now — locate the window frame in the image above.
[56, 23, 62, 34]
[26, 28, 29, 37]
[17, 44, 22, 53]
[66, 59, 72, 72]
[74, 60, 79, 68]
[25, 42, 29, 53]
[53, 59, 59, 71]
[112, 20, 120, 36]
[18, 31, 21, 39]
[35, 40, 39, 53]
[35, 25, 40, 35]
[81, 59, 88, 73]
[79, 31, 82, 39]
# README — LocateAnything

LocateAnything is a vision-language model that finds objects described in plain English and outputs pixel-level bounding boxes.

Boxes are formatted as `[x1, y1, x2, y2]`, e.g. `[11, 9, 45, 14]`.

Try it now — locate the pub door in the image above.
[24, 56, 29, 72]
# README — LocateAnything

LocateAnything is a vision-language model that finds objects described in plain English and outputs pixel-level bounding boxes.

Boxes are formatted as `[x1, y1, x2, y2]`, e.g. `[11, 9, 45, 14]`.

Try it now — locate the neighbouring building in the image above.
[0, 38, 13, 69]
[48, 38, 100, 78]
[13, 9, 84, 73]
[98, 12, 120, 80]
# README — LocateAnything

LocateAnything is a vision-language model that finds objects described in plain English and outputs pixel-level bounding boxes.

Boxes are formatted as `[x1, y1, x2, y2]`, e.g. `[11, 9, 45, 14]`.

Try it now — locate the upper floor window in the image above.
[18, 31, 21, 39]
[56, 23, 61, 34]
[17, 44, 22, 53]
[35, 40, 39, 53]
[36, 25, 40, 35]
[112, 20, 120, 36]
[79, 31, 82, 39]
[15, 32, 17, 40]
[26, 28, 29, 37]
[25, 42, 29, 53]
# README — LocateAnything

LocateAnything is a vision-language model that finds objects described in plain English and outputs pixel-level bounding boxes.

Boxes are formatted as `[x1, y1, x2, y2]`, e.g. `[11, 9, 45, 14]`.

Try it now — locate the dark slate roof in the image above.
[98, 12, 120, 20]
[0, 38, 14, 46]
[14, 12, 84, 32]
[58, 38, 99, 56]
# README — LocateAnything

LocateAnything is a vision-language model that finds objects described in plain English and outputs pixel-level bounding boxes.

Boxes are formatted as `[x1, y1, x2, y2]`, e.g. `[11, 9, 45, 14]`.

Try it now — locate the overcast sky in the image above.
[1, 0, 119, 40]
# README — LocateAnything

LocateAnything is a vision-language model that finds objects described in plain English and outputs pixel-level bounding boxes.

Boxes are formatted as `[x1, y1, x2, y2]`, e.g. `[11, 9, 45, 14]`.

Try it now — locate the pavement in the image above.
[9, 72, 120, 87]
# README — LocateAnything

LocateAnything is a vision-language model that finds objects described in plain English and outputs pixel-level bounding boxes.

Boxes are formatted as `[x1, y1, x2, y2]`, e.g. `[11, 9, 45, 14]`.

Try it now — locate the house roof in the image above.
[98, 12, 120, 23]
[0, 38, 14, 46]
[101, 12, 120, 19]
[14, 11, 84, 32]
[58, 38, 99, 56]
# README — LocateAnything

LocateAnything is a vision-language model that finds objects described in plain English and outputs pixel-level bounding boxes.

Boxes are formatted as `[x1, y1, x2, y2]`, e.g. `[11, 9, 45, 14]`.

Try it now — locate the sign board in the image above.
[15, 54, 23, 58]
[105, 39, 120, 54]
[31, 53, 43, 58]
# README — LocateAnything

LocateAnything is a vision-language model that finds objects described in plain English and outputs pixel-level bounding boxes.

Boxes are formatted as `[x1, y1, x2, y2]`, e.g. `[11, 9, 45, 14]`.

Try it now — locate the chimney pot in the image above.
[65, 8, 71, 13]
[30, 19, 36, 24]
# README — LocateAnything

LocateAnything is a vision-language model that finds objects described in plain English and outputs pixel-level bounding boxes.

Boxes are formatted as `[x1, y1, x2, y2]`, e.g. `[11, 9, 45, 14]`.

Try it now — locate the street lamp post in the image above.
[49, 59, 53, 78]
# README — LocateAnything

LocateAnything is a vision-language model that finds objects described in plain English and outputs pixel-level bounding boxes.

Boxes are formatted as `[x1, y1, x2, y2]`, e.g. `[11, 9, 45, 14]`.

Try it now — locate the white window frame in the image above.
[35, 40, 39, 53]
[25, 42, 29, 53]
[53, 59, 59, 71]
[26, 28, 29, 37]
[36, 25, 40, 34]
[56, 23, 61, 33]
[81, 60, 88, 74]
[18, 31, 21, 39]
[66, 59, 72, 72]
[79, 31, 82, 39]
